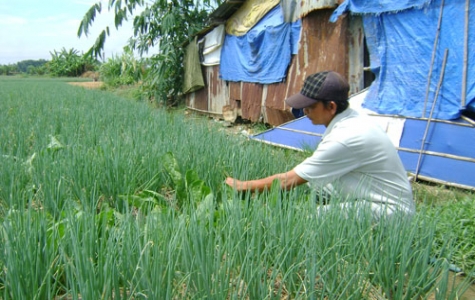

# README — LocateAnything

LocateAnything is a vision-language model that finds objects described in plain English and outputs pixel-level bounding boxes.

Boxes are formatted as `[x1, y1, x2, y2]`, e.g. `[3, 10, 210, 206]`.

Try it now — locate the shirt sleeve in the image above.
[293, 138, 363, 187]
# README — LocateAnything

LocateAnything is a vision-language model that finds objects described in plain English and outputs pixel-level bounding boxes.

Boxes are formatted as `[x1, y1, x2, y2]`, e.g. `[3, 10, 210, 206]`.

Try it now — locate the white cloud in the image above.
[0, 0, 140, 64]
[0, 15, 28, 26]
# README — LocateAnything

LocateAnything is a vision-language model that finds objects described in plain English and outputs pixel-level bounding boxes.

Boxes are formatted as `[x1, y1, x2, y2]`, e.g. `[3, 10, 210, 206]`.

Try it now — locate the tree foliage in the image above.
[16, 59, 48, 73]
[0, 64, 19, 76]
[100, 48, 145, 87]
[79, 0, 223, 106]
[47, 48, 99, 77]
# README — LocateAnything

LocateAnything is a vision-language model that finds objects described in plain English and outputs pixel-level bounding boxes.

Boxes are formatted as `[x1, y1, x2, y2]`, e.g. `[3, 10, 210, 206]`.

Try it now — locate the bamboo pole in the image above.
[366, 113, 475, 127]
[414, 49, 449, 181]
[250, 139, 306, 152]
[409, 173, 475, 191]
[398, 147, 475, 163]
[187, 106, 226, 116]
[461, 115, 475, 127]
[461, 0, 470, 107]
[423, 0, 445, 118]
[278, 127, 324, 137]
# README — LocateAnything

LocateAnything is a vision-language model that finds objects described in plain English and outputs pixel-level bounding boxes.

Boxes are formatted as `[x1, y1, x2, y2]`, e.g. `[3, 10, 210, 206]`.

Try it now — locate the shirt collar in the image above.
[322, 108, 359, 139]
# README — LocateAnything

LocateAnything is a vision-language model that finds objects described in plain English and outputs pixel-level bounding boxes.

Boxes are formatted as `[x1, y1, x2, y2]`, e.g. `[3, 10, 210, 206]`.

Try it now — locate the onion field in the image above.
[0, 77, 473, 299]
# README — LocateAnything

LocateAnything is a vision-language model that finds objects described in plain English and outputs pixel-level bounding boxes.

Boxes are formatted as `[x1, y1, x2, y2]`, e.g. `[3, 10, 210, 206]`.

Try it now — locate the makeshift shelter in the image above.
[252, 0, 475, 190]
[185, 0, 367, 125]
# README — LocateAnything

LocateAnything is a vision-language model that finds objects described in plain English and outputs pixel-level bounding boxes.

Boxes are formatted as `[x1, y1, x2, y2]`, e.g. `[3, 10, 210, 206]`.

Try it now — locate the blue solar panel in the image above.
[251, 115, 475, 189]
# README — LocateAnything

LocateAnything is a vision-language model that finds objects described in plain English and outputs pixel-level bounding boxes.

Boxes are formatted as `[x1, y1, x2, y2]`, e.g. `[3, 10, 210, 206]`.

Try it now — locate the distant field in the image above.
[0, 77, 473, 299]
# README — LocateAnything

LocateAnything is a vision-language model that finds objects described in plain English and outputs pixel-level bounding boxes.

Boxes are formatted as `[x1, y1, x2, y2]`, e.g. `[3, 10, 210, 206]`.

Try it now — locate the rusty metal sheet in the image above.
[241, 82, 263, 122]
[186, 65, 208, 111]
[207, 65, 228, 114]
[264, 56, 300, 112]
[189, 88, 208, 111]
[347, 15, 365, 94]
[262, 9, 348, 125]
[265, 82, 288, 110]
[265, 106, 295, 126]
[188, 6, 354, 126]
[281, 0, 339, 22]
[264, 82, 295, 125]
[229, 81, 241, 100]
[187, 65, 228, 115]
[296, 9, 348, 75]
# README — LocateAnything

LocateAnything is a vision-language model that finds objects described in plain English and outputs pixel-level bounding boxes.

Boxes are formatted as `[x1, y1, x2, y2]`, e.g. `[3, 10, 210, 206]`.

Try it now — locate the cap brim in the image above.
[285, 93, 318, 109]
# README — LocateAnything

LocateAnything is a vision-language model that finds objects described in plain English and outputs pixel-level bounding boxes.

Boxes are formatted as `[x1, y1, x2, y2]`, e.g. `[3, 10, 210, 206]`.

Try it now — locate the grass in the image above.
[0, 77, 474, 299]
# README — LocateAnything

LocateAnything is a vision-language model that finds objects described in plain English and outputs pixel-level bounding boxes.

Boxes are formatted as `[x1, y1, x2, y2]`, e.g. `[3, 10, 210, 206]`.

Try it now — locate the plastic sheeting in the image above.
[252, 115, 475, 189]
[332, 0, 475, 120]
[251, 90, 475, 189]
[220, 5, 301, 84]
[225, 0, 280, 36]
[281, 0, 338, 23]
[330, 0, 431, 17]
[199, 25, 225, 66]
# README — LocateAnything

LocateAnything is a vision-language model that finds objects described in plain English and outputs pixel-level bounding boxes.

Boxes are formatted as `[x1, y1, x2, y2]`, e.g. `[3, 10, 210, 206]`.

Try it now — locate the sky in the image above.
[0, 0, 138, 65]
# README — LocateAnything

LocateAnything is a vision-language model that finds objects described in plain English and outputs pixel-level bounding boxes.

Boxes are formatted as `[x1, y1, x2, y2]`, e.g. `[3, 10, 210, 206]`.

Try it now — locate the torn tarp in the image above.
[219, 5, 301, 84]
[332, 0, 475, 120]
[226, 0, 280, 36]
[330, 0, 432, 20]
[199, 24, 225, 66]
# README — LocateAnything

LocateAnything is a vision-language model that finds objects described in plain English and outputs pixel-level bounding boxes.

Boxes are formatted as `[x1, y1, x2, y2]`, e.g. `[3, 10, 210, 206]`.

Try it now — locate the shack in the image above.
[184, 0, 373, 126]
[250, 0, 475, 190]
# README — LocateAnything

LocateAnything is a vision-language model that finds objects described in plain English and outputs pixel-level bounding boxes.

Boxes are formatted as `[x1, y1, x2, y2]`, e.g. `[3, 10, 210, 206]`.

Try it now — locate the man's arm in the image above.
[225, 170, 307, 192]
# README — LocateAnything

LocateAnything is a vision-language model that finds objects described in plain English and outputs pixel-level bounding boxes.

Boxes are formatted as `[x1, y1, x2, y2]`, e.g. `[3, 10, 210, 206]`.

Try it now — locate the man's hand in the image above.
[225, 177, 246, 191]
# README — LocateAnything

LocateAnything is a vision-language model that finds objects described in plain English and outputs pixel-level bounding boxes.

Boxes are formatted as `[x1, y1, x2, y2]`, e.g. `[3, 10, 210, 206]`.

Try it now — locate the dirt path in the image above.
[427, 273, 475, 300]
[68, 81, 104, 89]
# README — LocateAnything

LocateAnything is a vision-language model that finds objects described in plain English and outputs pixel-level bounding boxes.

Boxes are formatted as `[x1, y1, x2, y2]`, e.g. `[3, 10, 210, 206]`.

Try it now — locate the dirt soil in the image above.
[68, 81, 104, 89]
[427, 273, 475, 300]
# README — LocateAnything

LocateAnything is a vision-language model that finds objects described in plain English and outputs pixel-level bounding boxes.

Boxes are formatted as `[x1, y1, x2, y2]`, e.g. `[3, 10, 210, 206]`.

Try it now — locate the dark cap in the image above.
[285, 71, 349, 109]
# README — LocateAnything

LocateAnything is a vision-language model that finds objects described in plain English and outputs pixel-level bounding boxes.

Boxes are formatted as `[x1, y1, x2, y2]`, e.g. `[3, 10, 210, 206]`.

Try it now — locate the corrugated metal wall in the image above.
[186, 3, 365, 126]
[281, 0, 339, 22]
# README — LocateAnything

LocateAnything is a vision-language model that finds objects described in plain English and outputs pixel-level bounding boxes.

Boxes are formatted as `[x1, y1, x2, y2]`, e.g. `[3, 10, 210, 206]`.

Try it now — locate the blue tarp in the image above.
[252, 116, 475, 189]
[330, 0, 431, 17]
[332, 0, 475, 120]
[219, 5, 301, 84]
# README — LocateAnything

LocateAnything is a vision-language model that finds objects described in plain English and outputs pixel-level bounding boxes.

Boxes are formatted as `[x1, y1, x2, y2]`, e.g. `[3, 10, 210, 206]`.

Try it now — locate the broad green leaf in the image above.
[184, 169, 200, 188]
[96, 203, 116, 227]
[162, 152, 182, 187]
[188, 180, 211, 204]
[141, 189, 176, 208]
[195, 193, 214, 219]
[120, 194, 156, 210]
[47, 135, 64, 152]
[185, 169, 211, 204]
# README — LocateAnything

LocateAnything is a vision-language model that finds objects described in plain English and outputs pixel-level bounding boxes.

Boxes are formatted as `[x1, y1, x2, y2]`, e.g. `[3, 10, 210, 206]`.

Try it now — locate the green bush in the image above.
[47, 47, 99, 77]
[99, 49, 144, 87]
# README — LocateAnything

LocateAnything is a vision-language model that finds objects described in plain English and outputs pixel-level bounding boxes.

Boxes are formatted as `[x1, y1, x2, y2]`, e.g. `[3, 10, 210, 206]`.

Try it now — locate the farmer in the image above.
[225, 71, 415, 220]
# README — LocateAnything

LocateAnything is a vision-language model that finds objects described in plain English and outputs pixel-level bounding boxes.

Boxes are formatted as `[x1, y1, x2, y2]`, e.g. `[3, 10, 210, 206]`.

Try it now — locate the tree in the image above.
[0, 64, 19, 76]
[100, 48, 145, 87]
[16, 59, 48, 73]
[47, 48, 99, 77]
[78, 0, 223, 106]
